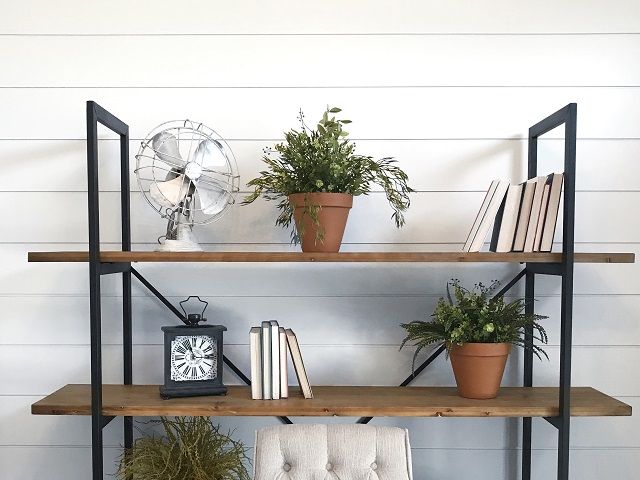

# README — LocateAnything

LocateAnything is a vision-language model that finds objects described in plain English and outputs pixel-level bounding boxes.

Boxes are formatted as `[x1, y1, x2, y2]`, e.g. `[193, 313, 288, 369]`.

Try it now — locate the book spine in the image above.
[279, 327, 288, 398]
[495, 183, 524, 252]
[249, 327, 262, 400]
[539, 173, 564, 252]
[488, 189, 508, 252]
[512, 179, 536, 252]
[463, 179, 500, 252]
[269, 321, 280, 399]
[285, 328, 313, 399]
[523, 176, 547, 252]
[469, 180, 509, 252]
[533, 183, 551, 251]
[260, 321, 271, 400]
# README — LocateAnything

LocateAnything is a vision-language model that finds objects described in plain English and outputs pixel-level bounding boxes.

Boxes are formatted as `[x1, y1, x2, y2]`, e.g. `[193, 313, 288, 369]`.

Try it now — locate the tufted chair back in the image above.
[252, 423, 413, 480]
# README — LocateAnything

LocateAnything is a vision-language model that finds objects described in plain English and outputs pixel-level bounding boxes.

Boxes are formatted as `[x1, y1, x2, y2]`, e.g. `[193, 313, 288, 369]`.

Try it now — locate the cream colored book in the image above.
[533, 184, 551, 252]
[539, 173, 564, 252]
[260, 321, 271, 400]
[493, 183, 524, 252]
[279, 327, 288, 398]
[269, 320, 280, 400]
[249, 327, 263, 400]
[463, 179, 500, 252]
[468, 180, 510, 252]
[285, 328, 313, 399]
[523, 175, 549, 252]
[512, 178, 537, 251]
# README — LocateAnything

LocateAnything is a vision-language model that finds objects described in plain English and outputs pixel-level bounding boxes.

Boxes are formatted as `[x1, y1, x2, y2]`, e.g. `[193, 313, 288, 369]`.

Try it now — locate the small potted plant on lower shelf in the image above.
[117, 416, 250, 480]
[400, 279, 548, 399]
[242, 106, 414, 252]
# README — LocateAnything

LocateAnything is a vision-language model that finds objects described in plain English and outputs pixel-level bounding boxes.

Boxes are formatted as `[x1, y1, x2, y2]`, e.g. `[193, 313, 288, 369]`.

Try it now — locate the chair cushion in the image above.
[253, 424, 413, 480]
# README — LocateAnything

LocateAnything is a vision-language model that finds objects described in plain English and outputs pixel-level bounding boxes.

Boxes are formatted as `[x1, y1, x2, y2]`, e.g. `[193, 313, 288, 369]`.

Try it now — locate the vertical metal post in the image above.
[86, 101, 132, 478]
[87, 101, 104, 480]
[522, 270, 535, 480]
[119, 122, 133, 450]
[521, 127, 538, 480]
[522, 103, 577, 480]
[557, 104, 577, 480]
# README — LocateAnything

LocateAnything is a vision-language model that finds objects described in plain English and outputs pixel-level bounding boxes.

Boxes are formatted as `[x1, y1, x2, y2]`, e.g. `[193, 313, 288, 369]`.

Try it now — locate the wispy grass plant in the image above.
[117, 416, 250, 480]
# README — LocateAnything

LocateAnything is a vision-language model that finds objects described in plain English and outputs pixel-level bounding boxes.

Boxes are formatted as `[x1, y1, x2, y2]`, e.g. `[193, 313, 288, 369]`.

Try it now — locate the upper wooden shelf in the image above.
[32, 384, 631, 418]
[27, 251, 635, 264]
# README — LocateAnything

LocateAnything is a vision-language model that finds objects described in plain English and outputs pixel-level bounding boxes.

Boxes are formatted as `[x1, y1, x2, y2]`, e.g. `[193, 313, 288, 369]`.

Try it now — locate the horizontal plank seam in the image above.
[2, 32, 639, 37]
[1, 85, 639, 90]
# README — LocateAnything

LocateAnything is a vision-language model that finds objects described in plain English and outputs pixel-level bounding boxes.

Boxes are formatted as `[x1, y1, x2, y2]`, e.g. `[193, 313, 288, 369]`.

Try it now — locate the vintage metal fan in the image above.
[135, 120, 240, 251]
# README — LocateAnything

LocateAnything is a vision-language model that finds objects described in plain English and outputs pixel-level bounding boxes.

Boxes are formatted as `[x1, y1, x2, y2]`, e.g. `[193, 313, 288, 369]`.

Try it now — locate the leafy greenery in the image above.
[400, 279, 548, 370]
[116, 416, 250, 480]
[242, 106, 414, 244]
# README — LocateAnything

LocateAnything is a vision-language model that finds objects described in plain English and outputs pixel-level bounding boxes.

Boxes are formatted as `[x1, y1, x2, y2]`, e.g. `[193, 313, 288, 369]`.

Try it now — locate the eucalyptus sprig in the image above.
[117, 416, 250, 480]
[242, 106, 414, 244]
[400, 279, 548, 371]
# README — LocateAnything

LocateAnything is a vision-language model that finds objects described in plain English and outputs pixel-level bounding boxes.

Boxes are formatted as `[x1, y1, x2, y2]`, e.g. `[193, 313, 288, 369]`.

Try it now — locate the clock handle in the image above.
[179, 296, 209, 324]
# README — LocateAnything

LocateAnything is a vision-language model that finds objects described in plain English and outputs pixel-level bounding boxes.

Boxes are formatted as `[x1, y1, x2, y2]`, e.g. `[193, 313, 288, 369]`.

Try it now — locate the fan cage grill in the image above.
[134, 119, 240, 228]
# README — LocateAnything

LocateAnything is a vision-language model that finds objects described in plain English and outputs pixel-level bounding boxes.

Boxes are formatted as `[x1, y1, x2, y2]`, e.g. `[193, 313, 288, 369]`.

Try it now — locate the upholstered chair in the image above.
[252, 423, 413, 480]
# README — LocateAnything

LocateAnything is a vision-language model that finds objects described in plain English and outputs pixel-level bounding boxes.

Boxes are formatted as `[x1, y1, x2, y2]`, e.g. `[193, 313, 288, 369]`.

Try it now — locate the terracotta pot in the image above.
[289, 193, 353, 253]
[449, 343, 512, 399]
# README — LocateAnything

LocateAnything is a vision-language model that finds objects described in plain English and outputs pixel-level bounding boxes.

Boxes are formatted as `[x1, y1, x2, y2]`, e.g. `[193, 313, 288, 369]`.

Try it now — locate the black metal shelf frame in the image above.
[86, 101, 131, 479]
[85, 101, 577, 480]
[524, 103, 577, 480]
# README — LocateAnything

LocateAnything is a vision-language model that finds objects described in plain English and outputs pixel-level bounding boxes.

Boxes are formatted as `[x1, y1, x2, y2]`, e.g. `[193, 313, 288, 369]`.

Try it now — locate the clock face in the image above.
[170, 335, 218, 382]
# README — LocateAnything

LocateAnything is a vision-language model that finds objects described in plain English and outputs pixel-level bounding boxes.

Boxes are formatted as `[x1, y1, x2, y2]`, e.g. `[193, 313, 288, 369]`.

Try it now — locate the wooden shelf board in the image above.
[27, 251, 635, 264]
[31, 385, 631, 418]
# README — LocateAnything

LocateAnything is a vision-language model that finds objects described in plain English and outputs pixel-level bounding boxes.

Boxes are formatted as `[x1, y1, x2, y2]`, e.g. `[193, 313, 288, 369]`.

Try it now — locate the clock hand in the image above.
[194, 353, 215, 359]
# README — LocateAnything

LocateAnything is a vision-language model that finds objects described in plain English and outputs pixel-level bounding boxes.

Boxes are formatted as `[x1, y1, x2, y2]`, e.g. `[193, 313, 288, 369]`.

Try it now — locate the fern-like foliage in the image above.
[242, 106, 414, 244]
[116, 416, 250, 480]
[400, 279, 548, 371]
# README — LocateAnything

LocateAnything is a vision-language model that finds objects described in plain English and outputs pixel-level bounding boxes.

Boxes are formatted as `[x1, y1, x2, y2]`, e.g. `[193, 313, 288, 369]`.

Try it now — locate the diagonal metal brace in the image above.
[544, 416, 562, 429]
[131, 267, 186, 322]
[494, 268, 527, 298]
[100, 415, 116, 429]
[526, 263, 563, 276]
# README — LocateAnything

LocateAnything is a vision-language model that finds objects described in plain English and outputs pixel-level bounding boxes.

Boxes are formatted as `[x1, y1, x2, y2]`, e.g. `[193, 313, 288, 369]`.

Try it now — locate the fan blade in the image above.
[152, 131, 185, 167]
[196, 180, 230, 215]
[193, 139, 226, 167]
[150, 175, 190, 207]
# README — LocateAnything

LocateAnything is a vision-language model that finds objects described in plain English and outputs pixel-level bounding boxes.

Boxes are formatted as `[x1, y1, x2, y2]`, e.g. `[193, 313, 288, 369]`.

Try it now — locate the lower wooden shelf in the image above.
[31, 384, 631, 418]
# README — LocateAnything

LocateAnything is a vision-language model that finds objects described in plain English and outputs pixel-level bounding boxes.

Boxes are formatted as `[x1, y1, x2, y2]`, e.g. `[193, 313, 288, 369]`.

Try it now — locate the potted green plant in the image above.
[400, 279, 548, 399]
[242, 106, 414, 252]
[116, 416, 250, 480]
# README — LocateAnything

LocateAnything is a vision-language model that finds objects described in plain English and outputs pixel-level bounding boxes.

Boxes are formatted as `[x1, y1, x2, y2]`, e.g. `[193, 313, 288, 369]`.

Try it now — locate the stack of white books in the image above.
[249, 321, 313, 400]
[463, 173, 564, 253]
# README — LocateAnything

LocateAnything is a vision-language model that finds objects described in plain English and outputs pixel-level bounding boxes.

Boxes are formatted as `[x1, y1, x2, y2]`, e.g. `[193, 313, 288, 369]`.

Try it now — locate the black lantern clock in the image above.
[160, 296, 227, 399]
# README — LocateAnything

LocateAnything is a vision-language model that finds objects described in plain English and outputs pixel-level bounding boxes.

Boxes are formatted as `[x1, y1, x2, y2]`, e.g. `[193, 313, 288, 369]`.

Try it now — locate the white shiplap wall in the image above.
[2, 1, 639, 479]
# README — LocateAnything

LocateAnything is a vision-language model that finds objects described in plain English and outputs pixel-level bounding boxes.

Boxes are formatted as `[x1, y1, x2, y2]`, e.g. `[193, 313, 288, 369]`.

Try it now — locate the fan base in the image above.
[156, 224, 203, 252]
[156, 239, 203, 252]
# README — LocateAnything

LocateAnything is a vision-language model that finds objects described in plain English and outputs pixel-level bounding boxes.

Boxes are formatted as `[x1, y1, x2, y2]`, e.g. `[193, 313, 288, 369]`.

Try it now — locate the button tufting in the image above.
[326, 462, 333, 471]
[283, 463, 291, 472]
[370, 462, 377, 470]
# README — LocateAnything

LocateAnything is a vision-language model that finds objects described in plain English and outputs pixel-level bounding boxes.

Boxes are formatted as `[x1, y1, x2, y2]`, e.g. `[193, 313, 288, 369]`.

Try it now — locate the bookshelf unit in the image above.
[28, 102, 634, 480]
